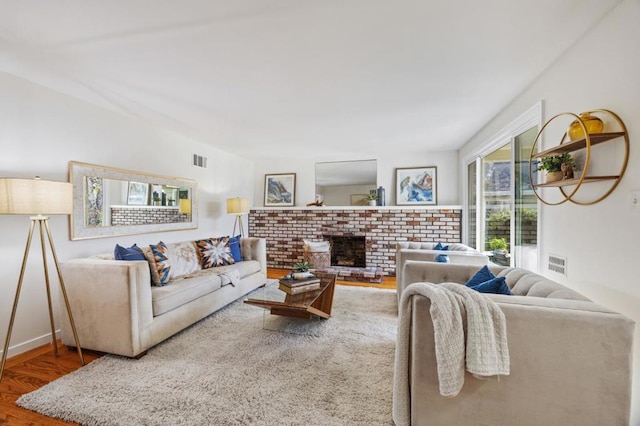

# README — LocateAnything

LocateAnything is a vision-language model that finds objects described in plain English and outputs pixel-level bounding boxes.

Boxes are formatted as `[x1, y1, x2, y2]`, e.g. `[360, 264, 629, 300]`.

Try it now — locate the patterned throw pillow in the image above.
[196, 237, 235, 269]
[149, 241, 171, 286]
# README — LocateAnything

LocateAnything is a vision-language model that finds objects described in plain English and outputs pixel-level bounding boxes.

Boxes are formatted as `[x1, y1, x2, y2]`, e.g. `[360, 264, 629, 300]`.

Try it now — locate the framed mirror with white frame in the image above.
[69, 161, 198, 240]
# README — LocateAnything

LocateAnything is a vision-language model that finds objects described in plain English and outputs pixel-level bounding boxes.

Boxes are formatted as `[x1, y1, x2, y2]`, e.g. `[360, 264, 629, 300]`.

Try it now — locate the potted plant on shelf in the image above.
[536, 152, 575, 183]
[366, 193, 378, 206]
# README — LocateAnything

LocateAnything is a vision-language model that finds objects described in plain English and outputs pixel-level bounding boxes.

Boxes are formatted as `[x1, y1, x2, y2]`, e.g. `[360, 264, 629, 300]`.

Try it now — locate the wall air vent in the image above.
[193, 154, 208, 168]
[548, 254, 567, 277]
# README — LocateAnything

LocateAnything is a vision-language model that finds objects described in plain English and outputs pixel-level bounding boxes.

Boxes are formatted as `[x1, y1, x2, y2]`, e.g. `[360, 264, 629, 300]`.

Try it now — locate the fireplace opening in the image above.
[324, 235, 366, 268]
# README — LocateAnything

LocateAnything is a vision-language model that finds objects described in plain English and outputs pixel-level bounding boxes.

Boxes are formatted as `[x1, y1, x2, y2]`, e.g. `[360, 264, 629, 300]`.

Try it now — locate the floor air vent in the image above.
[193, 154, 208, 168]
[548, 254, 567, 276]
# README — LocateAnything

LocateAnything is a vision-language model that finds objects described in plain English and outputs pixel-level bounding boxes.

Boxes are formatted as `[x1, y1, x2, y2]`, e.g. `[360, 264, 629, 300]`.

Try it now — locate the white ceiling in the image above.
[0, 0, 621, 160]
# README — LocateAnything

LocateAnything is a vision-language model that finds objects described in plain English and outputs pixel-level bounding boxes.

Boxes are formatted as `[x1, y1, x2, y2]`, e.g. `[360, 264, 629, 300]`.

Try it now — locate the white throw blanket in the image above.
[393, 282, 510, 426]
[219, 269, 241, 287]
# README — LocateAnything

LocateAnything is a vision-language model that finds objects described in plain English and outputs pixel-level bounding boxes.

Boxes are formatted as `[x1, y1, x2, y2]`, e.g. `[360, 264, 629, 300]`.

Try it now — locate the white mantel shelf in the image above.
[250, 205, 462, 211]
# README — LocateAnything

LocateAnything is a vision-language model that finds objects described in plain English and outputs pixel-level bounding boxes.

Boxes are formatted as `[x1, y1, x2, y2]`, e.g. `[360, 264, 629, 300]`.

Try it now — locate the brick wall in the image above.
[111, 206, 190, 226]
[248, 207, 462, 276]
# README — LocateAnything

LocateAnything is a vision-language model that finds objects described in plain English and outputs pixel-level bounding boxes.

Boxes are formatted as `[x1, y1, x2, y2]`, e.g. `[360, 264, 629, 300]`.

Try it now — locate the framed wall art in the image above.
[350, 194, 370, 206]
[396, 166, 437, 205]
[127, 181, 149, 205]
[264, 173, 296, 207]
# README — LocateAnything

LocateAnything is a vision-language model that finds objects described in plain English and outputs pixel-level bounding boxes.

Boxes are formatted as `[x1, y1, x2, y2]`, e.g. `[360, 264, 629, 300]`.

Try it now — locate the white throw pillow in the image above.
[303, 239, 330, 252]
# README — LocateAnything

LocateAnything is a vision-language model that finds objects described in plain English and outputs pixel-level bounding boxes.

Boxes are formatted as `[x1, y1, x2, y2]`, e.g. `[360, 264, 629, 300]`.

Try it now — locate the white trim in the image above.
[476, 102, 542, 158]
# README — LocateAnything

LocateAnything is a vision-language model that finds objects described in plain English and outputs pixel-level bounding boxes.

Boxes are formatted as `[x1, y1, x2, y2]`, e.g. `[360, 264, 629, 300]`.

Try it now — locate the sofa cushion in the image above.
[149, 260, 262, 315]
[151, 271, 223, 316]
[210, 260, 262, 284]
[114, 244, 146, 261]
[148, 241, 171, 286]
[196, 237, 235, 268]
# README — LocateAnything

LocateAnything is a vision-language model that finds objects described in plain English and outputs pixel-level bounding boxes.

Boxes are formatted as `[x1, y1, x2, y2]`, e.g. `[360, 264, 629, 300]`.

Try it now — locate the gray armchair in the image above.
[393, 261, 634, 426]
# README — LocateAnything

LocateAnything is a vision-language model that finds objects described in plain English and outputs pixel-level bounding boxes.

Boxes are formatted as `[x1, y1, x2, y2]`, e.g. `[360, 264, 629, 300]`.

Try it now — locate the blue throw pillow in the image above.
[228, 235, 243, 262]
[114, 244, 146, 261]
[434, 242, 449, 250]
[434, 242, 449, 262]
[467, 276, 513, 295]
[464, 265, 495, 287]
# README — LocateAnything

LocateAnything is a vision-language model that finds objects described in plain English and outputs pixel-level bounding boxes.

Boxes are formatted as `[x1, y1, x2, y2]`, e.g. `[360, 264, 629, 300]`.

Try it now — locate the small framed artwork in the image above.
[264, 173, 296, 206]
[127, 181, 149, 205]
[350, 194, 370, 206]
[396, 166, 437, 205]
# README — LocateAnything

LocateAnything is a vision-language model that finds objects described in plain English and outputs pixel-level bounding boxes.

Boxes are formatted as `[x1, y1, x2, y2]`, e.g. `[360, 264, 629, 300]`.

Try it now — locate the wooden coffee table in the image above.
[244, 272, 337, 320]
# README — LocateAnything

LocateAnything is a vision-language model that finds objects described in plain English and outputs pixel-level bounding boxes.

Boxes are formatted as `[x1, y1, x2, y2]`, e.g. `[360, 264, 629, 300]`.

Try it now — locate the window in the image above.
[464, 103, 541, 271]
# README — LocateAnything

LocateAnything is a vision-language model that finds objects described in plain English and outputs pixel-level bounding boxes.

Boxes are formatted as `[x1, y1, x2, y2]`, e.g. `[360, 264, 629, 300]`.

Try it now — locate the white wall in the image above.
[459, 1, 640, 422]
[253, 150, 459, 207]
[0, 71, 254, 358]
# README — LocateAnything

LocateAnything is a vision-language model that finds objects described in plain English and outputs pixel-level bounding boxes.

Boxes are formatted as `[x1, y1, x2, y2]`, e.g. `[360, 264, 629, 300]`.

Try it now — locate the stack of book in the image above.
[278, 276, 321, 295]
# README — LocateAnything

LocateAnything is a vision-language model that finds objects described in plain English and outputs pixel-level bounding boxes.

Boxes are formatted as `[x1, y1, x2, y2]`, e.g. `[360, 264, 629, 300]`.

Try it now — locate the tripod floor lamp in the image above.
[226, 197, 249, 237]
[0, 177, 84, 383]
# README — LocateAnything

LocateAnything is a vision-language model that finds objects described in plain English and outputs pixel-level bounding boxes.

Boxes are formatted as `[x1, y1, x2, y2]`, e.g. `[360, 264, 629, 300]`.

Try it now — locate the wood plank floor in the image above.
[0, 268, 396, 425]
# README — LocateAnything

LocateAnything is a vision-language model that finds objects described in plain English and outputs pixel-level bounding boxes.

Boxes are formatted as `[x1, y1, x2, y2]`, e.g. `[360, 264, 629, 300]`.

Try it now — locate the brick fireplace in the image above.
[248, 206, 462, 279]
[326, 235, 366, 267]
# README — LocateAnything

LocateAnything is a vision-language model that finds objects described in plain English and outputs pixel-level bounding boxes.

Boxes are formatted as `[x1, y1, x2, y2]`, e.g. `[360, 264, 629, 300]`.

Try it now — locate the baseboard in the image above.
[1, 329, 61, 360]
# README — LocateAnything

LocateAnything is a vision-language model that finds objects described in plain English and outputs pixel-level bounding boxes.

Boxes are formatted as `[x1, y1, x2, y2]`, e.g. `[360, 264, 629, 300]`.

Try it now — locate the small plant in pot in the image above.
[291, 260, 313, 279]
[366, 193, 378, 206]
[536, 152, 575, 182]
[489, 237, 508, 254]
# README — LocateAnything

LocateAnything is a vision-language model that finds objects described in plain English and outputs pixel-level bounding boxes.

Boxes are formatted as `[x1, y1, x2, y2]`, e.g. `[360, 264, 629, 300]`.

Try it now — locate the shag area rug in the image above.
[17, 285, 397, 426]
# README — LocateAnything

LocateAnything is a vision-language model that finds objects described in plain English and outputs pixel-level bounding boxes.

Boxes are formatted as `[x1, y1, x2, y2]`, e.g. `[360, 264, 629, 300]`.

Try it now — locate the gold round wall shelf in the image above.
[528, 109, 629, 206]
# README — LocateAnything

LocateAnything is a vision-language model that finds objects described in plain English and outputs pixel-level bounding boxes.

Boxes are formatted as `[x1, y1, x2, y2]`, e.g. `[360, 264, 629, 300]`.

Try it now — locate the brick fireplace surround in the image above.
[248, 206, 462, 281]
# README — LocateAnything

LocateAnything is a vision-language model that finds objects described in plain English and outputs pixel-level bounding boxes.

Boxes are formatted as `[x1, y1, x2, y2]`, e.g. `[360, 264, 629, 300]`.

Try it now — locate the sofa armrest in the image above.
[240, 237, 267, 274]
[402, 291, 634, 426]
[59, 258, 154, 357]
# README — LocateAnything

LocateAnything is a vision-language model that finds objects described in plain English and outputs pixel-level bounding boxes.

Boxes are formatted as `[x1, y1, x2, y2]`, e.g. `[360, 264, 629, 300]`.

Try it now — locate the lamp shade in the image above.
[0, 177, 72, 215]
[226, 197, 249, 215]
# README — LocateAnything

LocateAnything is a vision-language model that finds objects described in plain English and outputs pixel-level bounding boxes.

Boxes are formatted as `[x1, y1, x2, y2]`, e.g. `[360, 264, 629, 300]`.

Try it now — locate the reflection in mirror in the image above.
[315, 160, 377, 206]
[70, 161, 198, 240]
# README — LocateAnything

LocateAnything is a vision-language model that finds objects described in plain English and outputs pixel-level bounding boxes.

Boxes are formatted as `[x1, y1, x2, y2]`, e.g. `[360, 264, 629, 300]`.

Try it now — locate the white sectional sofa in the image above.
[59, 237, 267, 357]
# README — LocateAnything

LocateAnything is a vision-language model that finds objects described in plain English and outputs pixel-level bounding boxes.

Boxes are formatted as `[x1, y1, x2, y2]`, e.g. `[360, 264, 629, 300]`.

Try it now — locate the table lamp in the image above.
[0, 177, 84, 383]
[226, 197, 249, 237]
